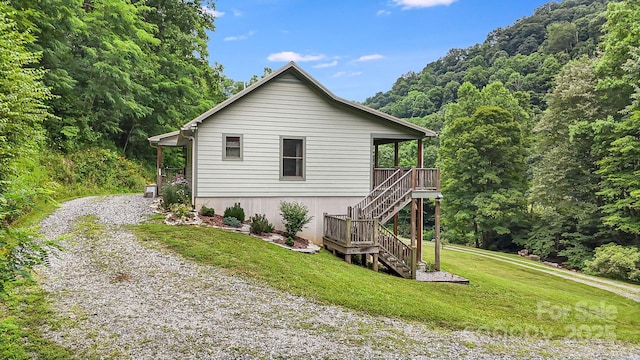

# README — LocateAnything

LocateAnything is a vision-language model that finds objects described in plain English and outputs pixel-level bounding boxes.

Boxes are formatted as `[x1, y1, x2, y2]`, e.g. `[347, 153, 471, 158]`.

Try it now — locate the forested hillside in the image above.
[366, 0, 640, 279]
[0, 0, 232, 290]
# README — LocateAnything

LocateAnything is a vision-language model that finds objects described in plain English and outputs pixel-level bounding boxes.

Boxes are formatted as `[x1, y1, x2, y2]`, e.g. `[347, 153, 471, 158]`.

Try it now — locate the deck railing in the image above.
[373, 168, 440, 190]
[323, 214, 378, 247]
[416, 168, 440, 190]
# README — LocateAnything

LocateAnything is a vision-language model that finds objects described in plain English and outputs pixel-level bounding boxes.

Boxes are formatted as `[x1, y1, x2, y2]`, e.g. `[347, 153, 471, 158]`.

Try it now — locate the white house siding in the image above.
[194, 73, 412, 198]
[185, 141, 193, 188]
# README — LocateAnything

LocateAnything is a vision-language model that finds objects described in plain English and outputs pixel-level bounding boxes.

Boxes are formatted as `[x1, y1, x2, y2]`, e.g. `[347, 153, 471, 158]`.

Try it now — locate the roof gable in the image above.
[181, 62, 436, 137]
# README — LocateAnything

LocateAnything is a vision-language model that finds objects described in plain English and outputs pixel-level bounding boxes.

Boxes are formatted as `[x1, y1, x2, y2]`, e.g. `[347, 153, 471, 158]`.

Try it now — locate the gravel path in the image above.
[37, 195, 640, 359]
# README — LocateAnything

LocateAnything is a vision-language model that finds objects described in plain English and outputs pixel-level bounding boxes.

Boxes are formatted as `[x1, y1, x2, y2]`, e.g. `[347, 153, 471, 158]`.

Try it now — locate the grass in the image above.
[0, 280, 75, 359]
[133, 222, 640, 343]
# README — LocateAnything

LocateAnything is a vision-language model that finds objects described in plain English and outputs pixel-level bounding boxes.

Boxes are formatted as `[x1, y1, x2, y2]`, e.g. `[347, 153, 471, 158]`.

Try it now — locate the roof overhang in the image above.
[147, 130, 189, 147]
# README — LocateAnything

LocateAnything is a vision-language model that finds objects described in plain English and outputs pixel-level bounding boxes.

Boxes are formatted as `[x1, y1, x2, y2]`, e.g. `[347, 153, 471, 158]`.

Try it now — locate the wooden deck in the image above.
[322, 167, 441, 279]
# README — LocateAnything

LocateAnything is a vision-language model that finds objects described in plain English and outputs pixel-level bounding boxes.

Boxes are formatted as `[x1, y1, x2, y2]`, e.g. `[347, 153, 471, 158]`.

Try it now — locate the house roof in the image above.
[181, 62, 437, 137]
[149, 62, 436, 146]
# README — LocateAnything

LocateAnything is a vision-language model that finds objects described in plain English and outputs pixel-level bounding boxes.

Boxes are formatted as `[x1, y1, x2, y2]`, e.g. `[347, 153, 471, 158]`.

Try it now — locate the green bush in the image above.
[162, 175, 191, 209]
[200, 205, 215, 217]
[170, 203, 193, 220]
[249, 214, 273, 234]
[279, 201, 313, 238]
[584, 243, 640, 283]
[223, 203, 245, 223]
[285, 237, 295, 247]
[223, 216, 242, 227]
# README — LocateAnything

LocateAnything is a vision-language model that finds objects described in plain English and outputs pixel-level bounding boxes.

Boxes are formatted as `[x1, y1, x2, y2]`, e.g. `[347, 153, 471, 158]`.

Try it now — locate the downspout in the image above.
[182, 125, 197, 207]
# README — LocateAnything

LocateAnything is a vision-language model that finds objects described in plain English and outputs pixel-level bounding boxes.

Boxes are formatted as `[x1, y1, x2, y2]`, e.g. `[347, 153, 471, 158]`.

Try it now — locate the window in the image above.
[281, 137, 304, 179]
[223, 134, 242, 160]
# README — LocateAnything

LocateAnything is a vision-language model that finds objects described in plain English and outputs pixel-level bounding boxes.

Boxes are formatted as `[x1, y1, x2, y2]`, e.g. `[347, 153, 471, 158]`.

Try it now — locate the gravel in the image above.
[36, 195, 640, 359]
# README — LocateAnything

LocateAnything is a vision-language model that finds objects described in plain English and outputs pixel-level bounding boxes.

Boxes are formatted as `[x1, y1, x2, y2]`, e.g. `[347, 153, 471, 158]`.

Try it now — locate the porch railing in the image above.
[373, 168, 440, 190]
[323, 214, 378, 247]
[158, 167, 185, 190]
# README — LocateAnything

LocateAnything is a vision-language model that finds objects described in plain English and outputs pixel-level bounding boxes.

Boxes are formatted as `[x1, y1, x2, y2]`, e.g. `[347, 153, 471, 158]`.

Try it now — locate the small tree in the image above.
[279, 201, 313, 238]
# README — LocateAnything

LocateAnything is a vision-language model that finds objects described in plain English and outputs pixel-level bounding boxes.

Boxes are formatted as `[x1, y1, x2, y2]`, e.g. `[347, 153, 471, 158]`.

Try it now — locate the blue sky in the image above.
[205, 0, 554, 102]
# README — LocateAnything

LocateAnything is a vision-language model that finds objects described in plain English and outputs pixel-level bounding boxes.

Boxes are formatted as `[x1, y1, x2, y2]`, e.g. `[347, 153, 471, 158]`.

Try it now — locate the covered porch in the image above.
[148, 131, 190, 191]
[322, 136, 443, 279]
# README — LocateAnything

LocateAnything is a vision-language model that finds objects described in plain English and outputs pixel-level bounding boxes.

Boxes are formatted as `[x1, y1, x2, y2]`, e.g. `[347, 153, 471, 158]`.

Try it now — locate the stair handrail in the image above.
[378, 224, 413, 276]
[352, 168, 404, 213]
[356, 170, 413, 220]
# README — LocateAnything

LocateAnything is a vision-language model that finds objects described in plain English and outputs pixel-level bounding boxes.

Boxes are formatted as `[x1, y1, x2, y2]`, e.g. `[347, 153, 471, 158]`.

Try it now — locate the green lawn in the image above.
[133, 223, 640, 343]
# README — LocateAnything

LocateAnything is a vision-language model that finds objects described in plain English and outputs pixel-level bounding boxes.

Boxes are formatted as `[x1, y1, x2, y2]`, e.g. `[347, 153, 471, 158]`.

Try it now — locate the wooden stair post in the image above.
[373, 218, 379, 272]
[345, 217, 352, 264]
[410, 166, 417, 279]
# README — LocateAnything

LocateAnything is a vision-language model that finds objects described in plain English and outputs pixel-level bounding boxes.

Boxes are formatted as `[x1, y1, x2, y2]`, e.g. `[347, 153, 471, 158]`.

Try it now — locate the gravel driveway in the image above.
[37, 195, 639, 359]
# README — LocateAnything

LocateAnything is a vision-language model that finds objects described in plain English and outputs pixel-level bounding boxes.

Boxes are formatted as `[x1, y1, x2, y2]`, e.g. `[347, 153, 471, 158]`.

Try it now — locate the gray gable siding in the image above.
[194, 74, 412, 198]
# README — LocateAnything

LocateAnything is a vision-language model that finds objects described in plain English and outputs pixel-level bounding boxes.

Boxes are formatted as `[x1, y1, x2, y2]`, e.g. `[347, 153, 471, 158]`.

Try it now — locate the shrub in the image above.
[162, 174, 191, 209]
[279, 201, 313, 238]
[584, 243, 640, 283]
[170, 203, 193, 220]
[223, 216, 242, 227]
[249, 214, 273, 234]
[223, 203, 245, 223]
[200, 205, 215, 217]
[285, 237, 295, 247]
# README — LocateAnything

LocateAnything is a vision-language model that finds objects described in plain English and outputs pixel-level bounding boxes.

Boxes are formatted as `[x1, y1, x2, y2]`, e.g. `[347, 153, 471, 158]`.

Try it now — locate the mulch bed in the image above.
[197, 214, 309, 249]
[272, 230, 310, 249]
[199, 214, 226, 227]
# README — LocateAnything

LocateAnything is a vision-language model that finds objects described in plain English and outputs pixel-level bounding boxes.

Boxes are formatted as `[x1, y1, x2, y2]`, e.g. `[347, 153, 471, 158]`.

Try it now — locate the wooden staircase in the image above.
[377, 224, 414, 278]
[324, 167, 440, 279]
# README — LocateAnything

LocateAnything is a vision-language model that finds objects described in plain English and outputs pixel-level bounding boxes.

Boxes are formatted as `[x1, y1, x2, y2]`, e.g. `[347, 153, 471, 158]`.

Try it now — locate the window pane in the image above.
[225, 136, 241, 158]
[283, 158, 297, 176]
[226, 147, 240, 158]
[283, 139, 302, 157]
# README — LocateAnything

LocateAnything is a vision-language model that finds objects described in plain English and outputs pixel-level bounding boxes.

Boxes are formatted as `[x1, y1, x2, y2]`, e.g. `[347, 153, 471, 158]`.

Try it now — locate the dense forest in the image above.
[366, 0, 640, 277]
[1, 0, 639, 286]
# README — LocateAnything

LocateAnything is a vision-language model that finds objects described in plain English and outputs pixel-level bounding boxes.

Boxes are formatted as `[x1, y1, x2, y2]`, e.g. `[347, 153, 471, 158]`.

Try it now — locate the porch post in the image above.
[435, 195, 442, 271]
[417, 138, 424, 261]
[374, 144, 379, 167]
[156, 145, 163, 188]
[417, 138, 423, 168]
[374, 144, 379, 188]
[394, 142, 399, 167]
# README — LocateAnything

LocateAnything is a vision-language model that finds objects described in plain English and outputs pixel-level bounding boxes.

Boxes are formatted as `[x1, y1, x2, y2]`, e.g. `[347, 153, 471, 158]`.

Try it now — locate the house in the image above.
[149, 62, 442, 279]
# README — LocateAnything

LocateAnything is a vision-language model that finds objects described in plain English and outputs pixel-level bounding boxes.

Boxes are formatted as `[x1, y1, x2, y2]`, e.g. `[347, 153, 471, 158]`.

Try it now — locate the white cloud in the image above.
[232, 9, 243, 16]
[377, 9, 391, 16]
[202, 6, 224, 17]
[332, 71, 362, 78]
[313, 60, 338, 68]
[392, 0, 455, 9]
[354, 54, 384, 62]
[224, 31, 255, 42]
[267, 51, 326, 62]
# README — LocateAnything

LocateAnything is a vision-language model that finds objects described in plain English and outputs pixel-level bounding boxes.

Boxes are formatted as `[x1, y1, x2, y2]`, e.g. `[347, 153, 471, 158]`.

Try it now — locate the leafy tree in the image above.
[596, 0, 640, 115]
[597, 111, 640, 240]
[525, 57, 607, 266]
[0, 2, 51, 189]
[0, 2, 55, 295]
[438, 106, 528, 249]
